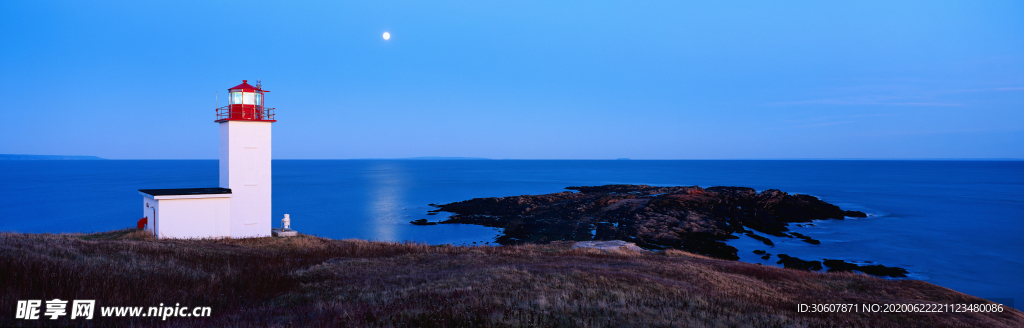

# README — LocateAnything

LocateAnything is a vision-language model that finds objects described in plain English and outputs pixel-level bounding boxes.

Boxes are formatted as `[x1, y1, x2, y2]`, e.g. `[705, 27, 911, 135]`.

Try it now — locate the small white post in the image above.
[282, 214, 291, 231]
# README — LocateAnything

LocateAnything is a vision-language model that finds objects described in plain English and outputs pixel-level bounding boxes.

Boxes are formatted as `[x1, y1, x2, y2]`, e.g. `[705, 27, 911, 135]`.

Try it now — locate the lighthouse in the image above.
[138, 80, 276, 239]
[217, 80, 275, 238]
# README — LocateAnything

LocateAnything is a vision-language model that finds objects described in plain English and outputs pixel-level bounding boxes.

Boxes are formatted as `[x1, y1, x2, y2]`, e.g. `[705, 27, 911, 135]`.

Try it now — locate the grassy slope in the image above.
[1, 229, 1021, 327]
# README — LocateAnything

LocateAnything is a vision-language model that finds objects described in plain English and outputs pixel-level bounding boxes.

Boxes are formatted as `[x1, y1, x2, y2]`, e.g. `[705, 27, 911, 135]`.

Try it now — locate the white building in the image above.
[139, 80, 276, 239]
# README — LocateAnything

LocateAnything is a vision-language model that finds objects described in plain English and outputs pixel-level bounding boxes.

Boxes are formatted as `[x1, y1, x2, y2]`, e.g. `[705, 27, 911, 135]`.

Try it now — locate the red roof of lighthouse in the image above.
[228, 80, 265, 92]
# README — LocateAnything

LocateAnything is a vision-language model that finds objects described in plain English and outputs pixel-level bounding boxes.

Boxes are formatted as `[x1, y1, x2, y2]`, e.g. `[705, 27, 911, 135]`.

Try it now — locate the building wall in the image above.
[219, 120, 272, 238]
[153, 197, 231, 239]
[143, 197, 158, 236]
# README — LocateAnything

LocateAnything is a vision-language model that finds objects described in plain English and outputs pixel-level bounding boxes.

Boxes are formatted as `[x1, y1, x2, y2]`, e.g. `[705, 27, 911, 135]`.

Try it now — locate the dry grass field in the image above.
[1, 229, 1021, 327]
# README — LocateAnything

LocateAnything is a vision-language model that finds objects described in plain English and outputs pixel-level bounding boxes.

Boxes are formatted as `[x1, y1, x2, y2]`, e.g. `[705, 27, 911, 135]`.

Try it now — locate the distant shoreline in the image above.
[0, 154, 105, 160]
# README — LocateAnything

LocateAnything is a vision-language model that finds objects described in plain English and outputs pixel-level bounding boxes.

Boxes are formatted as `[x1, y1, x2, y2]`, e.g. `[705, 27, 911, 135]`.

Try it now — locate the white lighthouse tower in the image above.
[138, 80, 277, 239]
[217, 80, 275, 237]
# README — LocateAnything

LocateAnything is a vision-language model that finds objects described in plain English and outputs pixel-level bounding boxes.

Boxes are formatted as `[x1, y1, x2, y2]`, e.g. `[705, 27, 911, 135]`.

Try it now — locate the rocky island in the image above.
[423, 184, 908, 277]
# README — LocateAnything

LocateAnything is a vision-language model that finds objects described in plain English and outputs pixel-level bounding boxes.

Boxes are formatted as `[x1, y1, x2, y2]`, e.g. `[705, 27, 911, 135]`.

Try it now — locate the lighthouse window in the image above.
[230, 92, 259, 105]
[242, 93, 255, 105]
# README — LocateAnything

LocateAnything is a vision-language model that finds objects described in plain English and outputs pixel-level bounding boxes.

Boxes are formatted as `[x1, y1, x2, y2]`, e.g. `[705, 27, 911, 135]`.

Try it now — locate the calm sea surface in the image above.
[1, 160, 1021, 305]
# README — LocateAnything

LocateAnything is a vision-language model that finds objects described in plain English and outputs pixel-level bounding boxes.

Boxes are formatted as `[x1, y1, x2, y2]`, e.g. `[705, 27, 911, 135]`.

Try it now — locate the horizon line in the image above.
[6, 156, 1021, 161]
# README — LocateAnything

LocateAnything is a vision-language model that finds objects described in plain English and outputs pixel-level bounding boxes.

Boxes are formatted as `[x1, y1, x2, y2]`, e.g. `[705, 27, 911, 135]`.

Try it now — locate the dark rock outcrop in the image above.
[410, 219, 437, 226]
[428, 184, 859, 260]
[844, 210, 868, 218]
[824, 259, 908, 278]
[745, 231, 775, 246]
[776, 254, 823, 271]
[789, 232, 821, 245]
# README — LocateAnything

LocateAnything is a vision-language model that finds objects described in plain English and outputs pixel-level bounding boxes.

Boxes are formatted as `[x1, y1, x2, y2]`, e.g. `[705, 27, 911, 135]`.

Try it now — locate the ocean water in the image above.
[1, 160, 1021, 305]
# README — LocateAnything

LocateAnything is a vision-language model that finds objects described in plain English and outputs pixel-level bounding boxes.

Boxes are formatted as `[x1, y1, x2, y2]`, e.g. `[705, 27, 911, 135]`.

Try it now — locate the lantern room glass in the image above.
[230, 92, 262, 105]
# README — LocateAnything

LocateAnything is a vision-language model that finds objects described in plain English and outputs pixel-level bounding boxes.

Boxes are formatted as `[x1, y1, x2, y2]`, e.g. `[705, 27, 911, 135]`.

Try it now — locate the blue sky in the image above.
[1, 1, 1022, 159]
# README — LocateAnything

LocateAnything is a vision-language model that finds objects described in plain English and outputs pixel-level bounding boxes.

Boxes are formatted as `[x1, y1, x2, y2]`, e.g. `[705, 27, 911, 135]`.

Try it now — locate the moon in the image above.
[382, 32, 391, 40]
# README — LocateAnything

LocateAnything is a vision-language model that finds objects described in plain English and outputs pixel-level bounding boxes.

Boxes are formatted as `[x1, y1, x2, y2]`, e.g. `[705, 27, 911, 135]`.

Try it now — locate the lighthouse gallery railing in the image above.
[215, 105, 275, 121]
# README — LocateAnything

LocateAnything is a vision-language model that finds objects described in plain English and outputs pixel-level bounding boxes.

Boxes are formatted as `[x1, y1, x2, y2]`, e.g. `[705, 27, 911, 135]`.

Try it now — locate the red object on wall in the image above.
[138, 217, 148, 230]
[215, 80, 277, 123]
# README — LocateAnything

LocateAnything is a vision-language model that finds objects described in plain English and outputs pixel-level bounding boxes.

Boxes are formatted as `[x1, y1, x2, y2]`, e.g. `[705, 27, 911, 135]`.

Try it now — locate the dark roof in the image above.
[139, 188, 232, 196]
[228, 80, 263, 92]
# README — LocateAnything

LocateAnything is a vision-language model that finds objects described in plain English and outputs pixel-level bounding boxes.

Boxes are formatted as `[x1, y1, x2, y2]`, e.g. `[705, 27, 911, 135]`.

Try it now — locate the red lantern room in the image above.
[215, 80, 276, 122]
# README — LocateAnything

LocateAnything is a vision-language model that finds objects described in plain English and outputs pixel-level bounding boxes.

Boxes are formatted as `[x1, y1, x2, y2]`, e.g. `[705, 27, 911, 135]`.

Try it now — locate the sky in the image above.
[1, 1, 1022, 159]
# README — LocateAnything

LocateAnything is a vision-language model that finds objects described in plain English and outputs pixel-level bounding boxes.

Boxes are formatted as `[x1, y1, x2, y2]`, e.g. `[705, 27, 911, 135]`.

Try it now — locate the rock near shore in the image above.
[430, 184, 857, 260]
